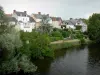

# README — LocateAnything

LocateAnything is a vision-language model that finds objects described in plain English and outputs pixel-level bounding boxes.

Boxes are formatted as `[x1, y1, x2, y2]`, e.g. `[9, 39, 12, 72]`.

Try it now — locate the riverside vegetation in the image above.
[0, 6, 93, 75]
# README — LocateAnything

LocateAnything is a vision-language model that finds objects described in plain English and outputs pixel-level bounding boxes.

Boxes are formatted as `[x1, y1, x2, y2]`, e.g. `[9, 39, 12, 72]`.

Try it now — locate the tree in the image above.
[0, 6, 37, 74]
[38, 15, 52, 34]
[82, 18, 89, 25]
[88, 13, 100, 43]
[20, 31, 54, 59]
[0, 6, 9, 34]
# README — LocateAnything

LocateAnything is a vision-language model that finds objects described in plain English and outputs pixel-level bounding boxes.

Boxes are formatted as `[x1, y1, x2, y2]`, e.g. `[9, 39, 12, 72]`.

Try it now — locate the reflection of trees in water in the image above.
[33, 58, 53, 73]
[54, 45, 86, 59]
[88, 44, 100, 64]
[87, 44, 100, 75]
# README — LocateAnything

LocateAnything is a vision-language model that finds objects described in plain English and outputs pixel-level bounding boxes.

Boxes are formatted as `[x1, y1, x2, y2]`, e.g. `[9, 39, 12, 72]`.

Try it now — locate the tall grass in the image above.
[51, 41, 80, 50]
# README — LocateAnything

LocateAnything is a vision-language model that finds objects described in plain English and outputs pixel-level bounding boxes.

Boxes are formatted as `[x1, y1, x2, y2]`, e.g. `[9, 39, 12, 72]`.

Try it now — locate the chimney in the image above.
[38, 12, 41, 15]
[70, 18, 73, 20]
[24, 11, 27, 14]
[47, 14, 49, 16]
[13, 10, 16, 13]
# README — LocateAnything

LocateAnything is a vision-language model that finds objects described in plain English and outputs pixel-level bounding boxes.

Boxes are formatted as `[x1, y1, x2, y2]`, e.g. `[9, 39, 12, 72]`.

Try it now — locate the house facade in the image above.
[61, 18, 87, 32]
[31, 12, 52, 29]
[51, 17, 62, 29]
[61, 20, 76, 29]
[12, 10, 35, 32]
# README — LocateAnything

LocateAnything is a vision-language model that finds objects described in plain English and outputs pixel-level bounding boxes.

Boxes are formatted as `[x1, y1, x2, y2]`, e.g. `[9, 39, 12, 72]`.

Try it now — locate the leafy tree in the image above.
[20, 31, 54, 58]
[51, 31, 63, 37]
[82, 18, 89, 25]
[88, 13, 100, 43]
[38, 15, 52, 34]
[0, 6, 37, 74]
[0, 6, 9, 34]
[76, 25, 82, 30]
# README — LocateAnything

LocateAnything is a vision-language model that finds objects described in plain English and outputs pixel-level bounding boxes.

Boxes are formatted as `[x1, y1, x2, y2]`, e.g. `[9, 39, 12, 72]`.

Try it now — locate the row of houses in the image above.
[6, 10, 87, 32]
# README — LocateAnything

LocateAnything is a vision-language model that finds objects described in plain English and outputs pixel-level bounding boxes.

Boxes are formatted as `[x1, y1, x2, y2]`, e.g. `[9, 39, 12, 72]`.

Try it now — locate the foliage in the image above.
[38, 24, 52, 34]
[0, 6, 37, 74]
[0, 54, 37, 74]
[76, 25, 82, 30]
[50, 37, 63, 42]
[82, 19, 89, 25]
[51, 31, 63, 37]
[61, 31, 68, 38]
[51, 40, 80, 50]
[37, 15, 52, 34]
[50, 30, 63, 41]
[53, 28, 61, 32]
[79, 38, 86, 44]
[74, 31, 84, 39]
[61, 29, 71, 38]
[88, 13, 100, 43]
[20, 31, 54, 58]
[18, 55, 37, 73]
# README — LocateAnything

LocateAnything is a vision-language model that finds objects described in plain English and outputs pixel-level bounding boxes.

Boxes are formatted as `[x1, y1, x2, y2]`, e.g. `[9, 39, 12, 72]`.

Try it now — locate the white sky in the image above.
[1, 0, 100, 20]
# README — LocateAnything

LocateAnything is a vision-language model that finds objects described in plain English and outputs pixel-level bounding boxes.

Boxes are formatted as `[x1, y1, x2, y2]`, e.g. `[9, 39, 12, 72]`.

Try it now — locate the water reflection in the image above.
[87, 44, 100, 75]
[35, 45, 89, 75]
[1, 44, 100, 75]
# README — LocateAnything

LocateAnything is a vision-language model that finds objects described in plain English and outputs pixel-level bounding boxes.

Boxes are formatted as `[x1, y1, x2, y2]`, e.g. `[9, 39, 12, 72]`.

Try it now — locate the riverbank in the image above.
[51, 39, 91, 50]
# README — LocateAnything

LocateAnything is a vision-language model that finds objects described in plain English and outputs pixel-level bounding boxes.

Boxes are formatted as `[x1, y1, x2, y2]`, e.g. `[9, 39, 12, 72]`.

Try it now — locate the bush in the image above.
[79, 38, 85, 44]
[51, 31, 63, 37]
[61, 31, 68, 38]
[50, 37, 63, 42]
[74, 31, 84, 39]
[20, 31, 54, 58]
[76, 25, 82, 30]
[0, 55, 37, 74]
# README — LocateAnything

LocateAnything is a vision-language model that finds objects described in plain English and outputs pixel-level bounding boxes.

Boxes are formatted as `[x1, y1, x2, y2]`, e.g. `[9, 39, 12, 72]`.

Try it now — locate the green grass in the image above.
[50, 39, 91, 50]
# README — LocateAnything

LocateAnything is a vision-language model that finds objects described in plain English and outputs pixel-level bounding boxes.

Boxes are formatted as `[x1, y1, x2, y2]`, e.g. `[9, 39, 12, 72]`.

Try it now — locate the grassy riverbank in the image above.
[51, 39, 90, 50]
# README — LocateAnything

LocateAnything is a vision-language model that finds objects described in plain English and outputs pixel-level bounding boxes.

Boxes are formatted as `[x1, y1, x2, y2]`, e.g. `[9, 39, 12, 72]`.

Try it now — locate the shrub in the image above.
[51, 31, 63, 37]
[79, 38, 85, 44]
[50, 37, 63, 42]
[61, 31, 68, 38]
[76, 25, 82, 30]
[74, 31, 84, 39]
[0, 55, 37, 74]
[20, 31, 54, 58]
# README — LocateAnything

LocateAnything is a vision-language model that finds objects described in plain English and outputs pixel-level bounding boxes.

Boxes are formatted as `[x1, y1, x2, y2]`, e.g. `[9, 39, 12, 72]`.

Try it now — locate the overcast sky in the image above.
[0, 0, 100, 20]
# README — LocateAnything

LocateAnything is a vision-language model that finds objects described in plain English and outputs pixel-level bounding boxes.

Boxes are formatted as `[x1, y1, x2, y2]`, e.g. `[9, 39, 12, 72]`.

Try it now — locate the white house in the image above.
[12, 10, 35, 32]
[61, 20, 76, 29]
[61, 18, 87, 32]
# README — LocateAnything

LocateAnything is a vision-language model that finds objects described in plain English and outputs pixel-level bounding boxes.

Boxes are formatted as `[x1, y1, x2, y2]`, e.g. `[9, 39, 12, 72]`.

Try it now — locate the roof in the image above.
[33, 14, 49, 19]
[14, 11, 27, 16]
[66, 20, 74, 25]
[50, 17, 62, 21]
[64, 19, 87, 26]
[29, 16, 35, 22]
[62, 20, 74, 25]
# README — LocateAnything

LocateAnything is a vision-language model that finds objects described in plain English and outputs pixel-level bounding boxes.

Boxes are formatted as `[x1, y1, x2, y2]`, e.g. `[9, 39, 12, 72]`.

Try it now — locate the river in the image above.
[34, 44, 100, 75]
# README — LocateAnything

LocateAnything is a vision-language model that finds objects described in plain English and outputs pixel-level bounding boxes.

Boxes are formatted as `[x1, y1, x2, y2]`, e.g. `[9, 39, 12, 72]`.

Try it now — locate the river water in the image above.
[34, 44, 100, 75]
